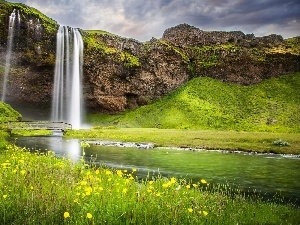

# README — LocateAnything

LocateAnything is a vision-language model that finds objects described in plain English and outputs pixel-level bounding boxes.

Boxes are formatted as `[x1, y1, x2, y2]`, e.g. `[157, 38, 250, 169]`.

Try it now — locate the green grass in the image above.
[0, 144, 299, 224]
[66, 128, 300, 154]
[88, 72, 300, 133]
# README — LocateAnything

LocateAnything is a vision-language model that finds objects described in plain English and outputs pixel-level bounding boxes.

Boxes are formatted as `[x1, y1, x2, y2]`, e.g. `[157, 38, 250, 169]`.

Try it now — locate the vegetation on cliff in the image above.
[88, 72, 300, 133]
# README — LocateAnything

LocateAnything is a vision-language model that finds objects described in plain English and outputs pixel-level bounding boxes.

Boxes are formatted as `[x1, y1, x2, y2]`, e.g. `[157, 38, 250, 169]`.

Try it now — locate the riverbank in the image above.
[63, 128, 300, 155]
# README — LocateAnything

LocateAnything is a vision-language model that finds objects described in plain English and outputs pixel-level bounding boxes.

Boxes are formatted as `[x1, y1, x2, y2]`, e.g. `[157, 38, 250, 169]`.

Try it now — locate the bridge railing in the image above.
[5, 121, 72, 131]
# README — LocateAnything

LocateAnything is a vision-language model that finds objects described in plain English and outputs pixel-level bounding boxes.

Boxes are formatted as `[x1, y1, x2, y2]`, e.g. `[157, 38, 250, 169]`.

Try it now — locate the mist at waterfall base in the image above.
[51, 25, 84, 129]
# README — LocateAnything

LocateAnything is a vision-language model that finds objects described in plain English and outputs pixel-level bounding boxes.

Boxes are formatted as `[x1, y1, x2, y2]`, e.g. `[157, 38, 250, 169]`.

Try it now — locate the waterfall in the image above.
[51, 25, 84, 129]
[1, 9, 17, 102]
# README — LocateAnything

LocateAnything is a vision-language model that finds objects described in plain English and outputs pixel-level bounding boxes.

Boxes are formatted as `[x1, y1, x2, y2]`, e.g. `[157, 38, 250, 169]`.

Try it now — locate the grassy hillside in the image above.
[0, 101, 21, 148]
[88, 72, 300, 133]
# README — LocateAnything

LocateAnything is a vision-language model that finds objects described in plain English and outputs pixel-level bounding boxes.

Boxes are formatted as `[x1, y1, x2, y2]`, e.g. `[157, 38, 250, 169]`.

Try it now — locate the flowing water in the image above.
[11, 136, 300, 205]
[51, 26, 84, 129]
[1, 9, 17, 102]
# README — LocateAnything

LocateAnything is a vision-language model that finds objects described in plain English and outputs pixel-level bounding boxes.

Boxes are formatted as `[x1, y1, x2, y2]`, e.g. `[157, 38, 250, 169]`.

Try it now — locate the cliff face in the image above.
[0, 2, 299, 115]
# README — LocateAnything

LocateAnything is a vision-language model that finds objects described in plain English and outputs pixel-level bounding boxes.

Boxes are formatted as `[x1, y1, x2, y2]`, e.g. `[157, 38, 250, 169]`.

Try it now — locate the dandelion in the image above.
[3, 195, 7, 199]
[132, 168, 137, 172]
[188, 208, 193, 213]
[117, 170, 123, 177]
[202, 211, 208, 216]
[170, 177, 176, 184]
[156, 192, 161, 197]
[186, 185, 191, 189]
[122, 188, 128, 194]
[200, 179, 207, 184]
[149, 181, 154, 185]
[105, 170, 112, 175]
[20, 169, 26, 175]
[192, 183, 198, 188]
[87, 213, 93, 219]
[64, 212, 70, 218]
[95, 169, 99, 175]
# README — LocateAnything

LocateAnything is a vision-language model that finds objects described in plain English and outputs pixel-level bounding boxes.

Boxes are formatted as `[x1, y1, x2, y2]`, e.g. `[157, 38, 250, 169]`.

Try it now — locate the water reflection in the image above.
[12, 136, 81, 161]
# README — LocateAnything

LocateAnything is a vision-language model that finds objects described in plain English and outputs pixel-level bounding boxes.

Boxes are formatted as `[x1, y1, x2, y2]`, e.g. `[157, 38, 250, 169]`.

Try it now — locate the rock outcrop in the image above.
[0, 2, 299, 115]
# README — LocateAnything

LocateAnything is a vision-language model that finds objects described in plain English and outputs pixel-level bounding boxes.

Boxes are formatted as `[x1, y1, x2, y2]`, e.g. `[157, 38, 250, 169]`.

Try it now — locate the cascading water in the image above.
[51, 25, 84, 129]
[1, 9, 17, 102]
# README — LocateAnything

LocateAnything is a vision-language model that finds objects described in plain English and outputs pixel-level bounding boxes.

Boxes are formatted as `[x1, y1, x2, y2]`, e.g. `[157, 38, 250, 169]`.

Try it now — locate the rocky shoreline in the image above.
[85, 140, 300, 158]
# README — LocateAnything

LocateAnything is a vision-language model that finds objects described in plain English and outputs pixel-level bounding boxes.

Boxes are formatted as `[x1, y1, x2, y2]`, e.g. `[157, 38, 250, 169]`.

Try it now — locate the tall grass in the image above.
[1, 144, 299, 224]
[88, 73, 300, 133]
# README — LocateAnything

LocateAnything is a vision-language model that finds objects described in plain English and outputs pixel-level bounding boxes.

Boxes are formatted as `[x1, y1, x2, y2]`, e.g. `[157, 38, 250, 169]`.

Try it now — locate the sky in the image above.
[6, 0, 300, 41]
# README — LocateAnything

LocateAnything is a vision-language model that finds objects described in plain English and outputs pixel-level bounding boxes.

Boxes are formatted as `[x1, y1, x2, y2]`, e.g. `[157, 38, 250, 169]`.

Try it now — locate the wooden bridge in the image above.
[6, 121, 72, 133]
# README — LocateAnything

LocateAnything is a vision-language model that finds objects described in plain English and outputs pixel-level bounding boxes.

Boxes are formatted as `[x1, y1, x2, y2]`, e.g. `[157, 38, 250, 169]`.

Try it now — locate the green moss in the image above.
[83, 35, 117, 55]
[120, 51, 140, 67]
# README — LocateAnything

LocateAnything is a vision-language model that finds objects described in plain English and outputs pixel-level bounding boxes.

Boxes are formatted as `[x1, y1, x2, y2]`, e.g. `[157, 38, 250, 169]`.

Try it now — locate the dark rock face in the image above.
[0, 3, 299, 115]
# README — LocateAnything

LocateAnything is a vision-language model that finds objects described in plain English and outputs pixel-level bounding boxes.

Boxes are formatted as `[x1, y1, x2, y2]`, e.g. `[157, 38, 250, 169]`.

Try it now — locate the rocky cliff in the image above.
[0, 1, 299, 116]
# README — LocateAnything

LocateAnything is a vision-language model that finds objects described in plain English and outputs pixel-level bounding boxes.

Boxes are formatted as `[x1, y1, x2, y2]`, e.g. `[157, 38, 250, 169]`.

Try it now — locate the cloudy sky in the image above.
[7, 0, 300, 41]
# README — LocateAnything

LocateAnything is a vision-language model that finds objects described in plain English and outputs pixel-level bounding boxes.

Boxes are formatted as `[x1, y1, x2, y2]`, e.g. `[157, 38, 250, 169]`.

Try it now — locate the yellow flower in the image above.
[87, 213, 93, 219]
[186, 185, 191, 189]
[202, 211, 208, 216]
[99, 187, 104, 191]
[80, 181, 87, 186]
[192, 184, 198, 188]
[170, 177, 176, 184]
[20, 170, 26, 175]
[105, 170, 112, 175]
[188, 208, 193, 213]
[95, 169, 99, 175]
[132, 168, 137, 172]
[122, 188, 128, 194]
[64, 212, 70, 218]
[149, 181, 154, 185]
[117, 170, 123, 177]
[200, 179, 207, 184]
[156, 192, 161, 197]
[3, 195, 7, 199]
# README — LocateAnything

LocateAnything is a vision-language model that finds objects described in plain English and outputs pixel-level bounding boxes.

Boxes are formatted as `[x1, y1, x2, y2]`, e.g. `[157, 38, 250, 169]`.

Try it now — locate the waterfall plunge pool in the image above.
[10, 136, 300, 206]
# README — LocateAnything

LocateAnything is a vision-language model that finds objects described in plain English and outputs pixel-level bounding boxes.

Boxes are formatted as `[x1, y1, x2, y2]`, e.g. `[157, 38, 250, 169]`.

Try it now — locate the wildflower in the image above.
[3, 195, 7, 199]
[1, 162, 11, 168]
[105, 170, 112, 175]
[95, 169, 99, 175]
[99, 187, 104, 191]
[192, 184, 198, 188]
[202, 211, 208, 216]
[170, 177, 176, 184]
[64, 212, 70, 218]
[188, 208, 193, 213]
[80, 181, 87, 186]
[122, 188, 128, 194]
[156, 192, 161, 197]
[163, 183, 170, 188]
[20, 169, 26, 175]
[132, 168, 137, 172]
[200, 179, 207, 184]
[186, 185, 191, 189]
[149, 181, 154, 185]
[87, 213, 93, 219]
[117, 170, 123, 177]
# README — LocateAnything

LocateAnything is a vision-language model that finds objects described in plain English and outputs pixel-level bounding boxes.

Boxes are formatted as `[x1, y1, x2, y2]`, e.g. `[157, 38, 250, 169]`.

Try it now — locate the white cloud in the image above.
[6, 0, 300, 41]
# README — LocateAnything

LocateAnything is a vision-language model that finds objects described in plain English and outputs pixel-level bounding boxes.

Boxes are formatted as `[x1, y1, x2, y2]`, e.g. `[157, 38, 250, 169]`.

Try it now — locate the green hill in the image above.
[0, 101, 21, 122]
[88, 72, 300, 133]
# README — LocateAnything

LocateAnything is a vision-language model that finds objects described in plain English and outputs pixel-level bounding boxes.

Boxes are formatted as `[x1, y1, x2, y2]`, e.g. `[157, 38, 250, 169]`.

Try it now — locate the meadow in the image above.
[1, 143, 300, 224]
